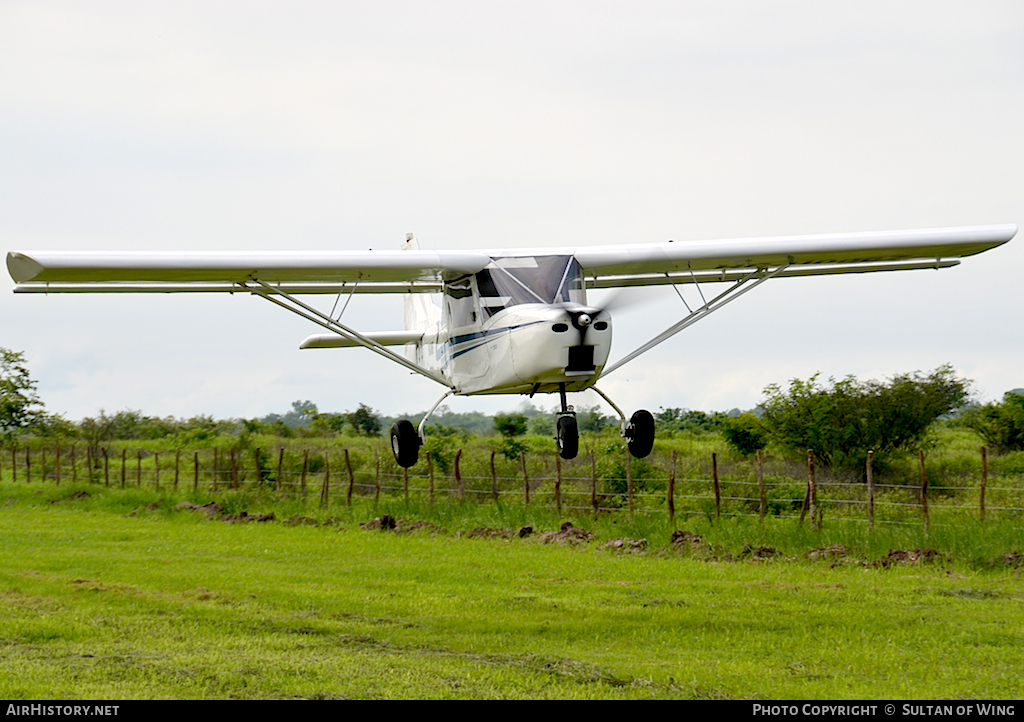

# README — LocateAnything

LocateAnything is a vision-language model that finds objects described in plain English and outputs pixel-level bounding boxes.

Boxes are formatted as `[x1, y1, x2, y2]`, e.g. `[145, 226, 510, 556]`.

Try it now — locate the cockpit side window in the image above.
[475, 256, 585, 318]
[444, 276, 478, 329]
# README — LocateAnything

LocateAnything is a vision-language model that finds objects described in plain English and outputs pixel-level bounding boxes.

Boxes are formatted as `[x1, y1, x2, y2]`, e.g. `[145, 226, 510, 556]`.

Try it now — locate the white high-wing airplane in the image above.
[7, 223, 1016, 467]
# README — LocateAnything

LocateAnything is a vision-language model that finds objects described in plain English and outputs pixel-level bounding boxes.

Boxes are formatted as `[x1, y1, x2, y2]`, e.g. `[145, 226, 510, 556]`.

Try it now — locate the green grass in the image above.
[2, 481, 1024, 699]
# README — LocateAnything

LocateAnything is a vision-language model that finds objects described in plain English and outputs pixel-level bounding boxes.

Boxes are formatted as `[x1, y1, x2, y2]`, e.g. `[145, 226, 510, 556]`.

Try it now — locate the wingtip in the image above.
[6, 252, 44, 284]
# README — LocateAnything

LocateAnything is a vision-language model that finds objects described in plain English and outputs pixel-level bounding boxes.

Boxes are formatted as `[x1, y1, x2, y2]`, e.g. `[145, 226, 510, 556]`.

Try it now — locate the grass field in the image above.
[2, 480, 1024, 699]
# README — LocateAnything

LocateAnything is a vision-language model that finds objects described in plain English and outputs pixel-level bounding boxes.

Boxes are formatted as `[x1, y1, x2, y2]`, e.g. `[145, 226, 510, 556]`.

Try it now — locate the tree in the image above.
[722, 413, 769, 455]
[1, 347, 45, 441]
[963, 391, 1024, 454]
[494, 412, 528, 460]
[346, 403, 382, 437]
[760, 365, 970, 470]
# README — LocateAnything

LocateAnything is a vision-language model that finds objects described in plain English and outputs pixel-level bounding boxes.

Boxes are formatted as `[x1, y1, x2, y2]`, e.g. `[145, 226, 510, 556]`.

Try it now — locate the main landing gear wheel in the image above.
[390, 419, 420, 468]
[625, 409, 655, 459]
[556, 414, 579, 460]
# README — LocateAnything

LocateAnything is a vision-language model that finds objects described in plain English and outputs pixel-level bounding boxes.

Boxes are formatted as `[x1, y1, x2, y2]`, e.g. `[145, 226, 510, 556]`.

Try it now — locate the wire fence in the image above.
[3, 443, 1021, 529]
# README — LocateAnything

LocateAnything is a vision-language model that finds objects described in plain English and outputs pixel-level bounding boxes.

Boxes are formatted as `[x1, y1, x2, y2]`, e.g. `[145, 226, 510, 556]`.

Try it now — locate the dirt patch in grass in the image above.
[361, 515, 446, 535]
[874, 548, 947, 567]
[537, 522, 595, 545]
[601, 538, 648, 553]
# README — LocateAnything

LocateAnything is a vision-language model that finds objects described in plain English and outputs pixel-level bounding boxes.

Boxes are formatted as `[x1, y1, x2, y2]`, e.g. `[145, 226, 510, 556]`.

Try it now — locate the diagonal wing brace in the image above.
[243, 278, 454, 389]
[600, 263, 791, 377]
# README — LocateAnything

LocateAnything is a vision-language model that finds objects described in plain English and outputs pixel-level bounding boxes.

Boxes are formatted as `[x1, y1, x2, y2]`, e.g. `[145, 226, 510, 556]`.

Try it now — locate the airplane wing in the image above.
[7, 224, 1015, 293]
[571, 224, 1017, 288]
[6, 249, 490, 293]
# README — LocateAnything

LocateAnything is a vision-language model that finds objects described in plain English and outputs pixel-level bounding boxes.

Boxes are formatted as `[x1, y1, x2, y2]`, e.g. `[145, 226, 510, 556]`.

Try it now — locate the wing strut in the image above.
[243, 278, 455, 389]
[600, 263, 791, 377]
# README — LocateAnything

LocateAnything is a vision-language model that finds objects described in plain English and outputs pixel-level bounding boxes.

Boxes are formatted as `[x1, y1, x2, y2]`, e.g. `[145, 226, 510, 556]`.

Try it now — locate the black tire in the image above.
[626, 409, 655, 459]
[390, 419, 420, 468]
[556, 415, 579, 460]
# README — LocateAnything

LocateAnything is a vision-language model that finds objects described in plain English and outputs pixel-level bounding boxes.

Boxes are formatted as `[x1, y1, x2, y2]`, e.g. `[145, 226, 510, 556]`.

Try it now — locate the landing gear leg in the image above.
[555, 383, 578, 460]
[591, 385, 655, 459]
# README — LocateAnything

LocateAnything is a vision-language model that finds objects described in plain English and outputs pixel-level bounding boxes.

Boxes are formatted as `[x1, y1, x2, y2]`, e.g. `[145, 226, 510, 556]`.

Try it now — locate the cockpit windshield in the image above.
[475, 255, 584, 319]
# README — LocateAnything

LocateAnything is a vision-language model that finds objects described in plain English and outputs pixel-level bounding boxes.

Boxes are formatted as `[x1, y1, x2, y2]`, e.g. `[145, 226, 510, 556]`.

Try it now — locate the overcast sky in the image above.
[2, 1, 1022, 423]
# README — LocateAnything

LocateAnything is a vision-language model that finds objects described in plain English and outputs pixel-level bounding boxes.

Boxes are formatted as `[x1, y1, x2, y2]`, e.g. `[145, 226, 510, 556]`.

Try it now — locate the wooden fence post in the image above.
[345, 449, 354, 506]
[103, 448, 109, 487]
[174, 449, 180, 491]
[154, 452, 160, 490]
[230, 448, 238, 490]
[121, 448, 126, 489]
[254, 448, 261, 486]
[489, 450, 498, 502]
[866, 451, 875, 531]
[41, 448, 47, 485]
[70, 445, 76, 483]
[276, 447, 284, 493]
[555, 452, 562, 515]
[26, 447, 31, 483]
[711, 452, 720, 519]
[521, 450, 529, 506]
[590, 450, 597, 513]
[808, 450, 819, 530]
[194, 451, 199, 491]
[136, 449, 142, 488]
[301, 450, 308, 498]
[919, 450, 929, 531]
[626, 449, 633, 514]
[455, 449, 463, 503]
[757, 449, 765, 524]
[375, 449, 381, 503]
[320, 453, 330, 506]
[668, 450, 676, 522]
[213, 448, 219, 491]
[980, 446, 988, 523]
[55, 446, 62, 486]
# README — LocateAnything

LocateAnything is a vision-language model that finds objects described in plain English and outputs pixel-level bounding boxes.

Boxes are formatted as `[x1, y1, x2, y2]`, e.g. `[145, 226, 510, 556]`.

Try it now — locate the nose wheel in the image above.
[556, 413, 579, 460]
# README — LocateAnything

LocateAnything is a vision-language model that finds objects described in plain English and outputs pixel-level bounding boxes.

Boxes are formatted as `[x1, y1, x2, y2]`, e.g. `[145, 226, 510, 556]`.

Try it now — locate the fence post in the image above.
[521, 450, 529, 506]
[345, 449, 354, 506]
[194, 451, 199, 491]
[26, 447, 31, 483]
[41, 448, 47, 485]
[555, 452, 562, 515]
[71, 445, 76, 483]
[86, 446, 92, 484]
[808, 449, 819, 530]
[276, 448, 284, 494]
[121, 448, 126, 489]
[213, 448, 219, 491]
[866, 451, 875, 531]
[230, 448, 238, 490]
[174, 449, 180, 491]
[919, 450, 929, 531]
[757, 449, 765, 524]
[301, 450, 308, 498]
[455, 449, 463, 503]
[320, 453, 330, 506]
[711, 452, 720, 519]
[980, 446, 988, 523]
[103, 448, 110, 487]
[489, 450, 498, 502]
[136, 449, 142, 488]
[154, 452, 160, 490]
[254, 448, 261, 486]
[10, 447, 15, 483]
[626, 449, 633, 514]
[375, 449, 381, 503]
[590, 450, 597, 513]
[668, 450, 676, 522]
